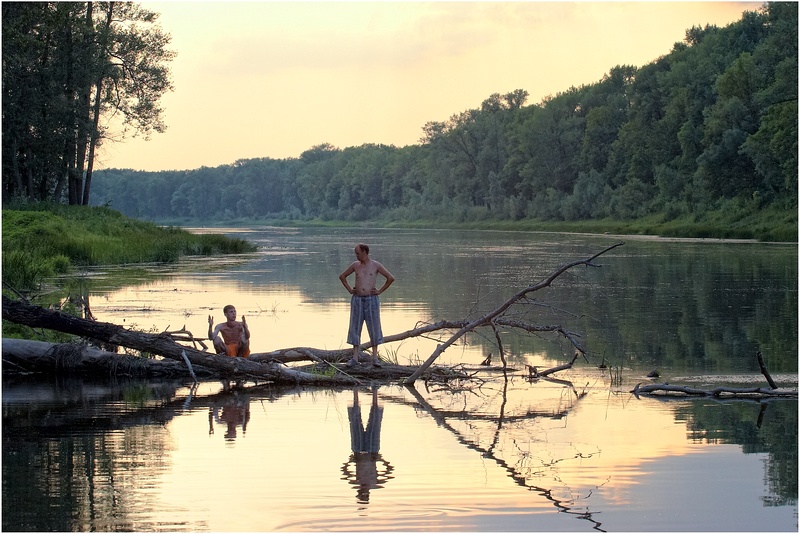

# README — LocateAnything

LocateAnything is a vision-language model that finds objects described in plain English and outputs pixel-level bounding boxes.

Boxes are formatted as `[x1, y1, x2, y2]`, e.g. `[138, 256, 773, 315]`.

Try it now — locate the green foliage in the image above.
[87, 2, 795, 241]
[1, 203, 257, 291]
[2, 2, 175, 205]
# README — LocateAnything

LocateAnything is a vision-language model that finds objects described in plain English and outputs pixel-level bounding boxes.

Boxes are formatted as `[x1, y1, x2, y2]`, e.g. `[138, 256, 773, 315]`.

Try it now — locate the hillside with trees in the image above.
[5, 3, 796, 241]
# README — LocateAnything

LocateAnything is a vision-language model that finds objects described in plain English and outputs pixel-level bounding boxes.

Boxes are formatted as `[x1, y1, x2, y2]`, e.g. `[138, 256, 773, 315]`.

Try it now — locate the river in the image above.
[2, 227, 797, 531]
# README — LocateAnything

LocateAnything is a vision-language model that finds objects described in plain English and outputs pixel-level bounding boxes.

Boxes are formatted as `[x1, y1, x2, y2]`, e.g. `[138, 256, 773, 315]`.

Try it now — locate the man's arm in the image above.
[208, 315, 217, 340]
[241, 316, 250, 340]
[339, 263, 356, 294]
[375, 263, 395, 295]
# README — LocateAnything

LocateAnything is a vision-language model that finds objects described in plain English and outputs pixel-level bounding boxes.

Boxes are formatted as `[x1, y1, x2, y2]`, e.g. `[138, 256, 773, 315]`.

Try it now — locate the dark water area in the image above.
[2, 228, 797, 531]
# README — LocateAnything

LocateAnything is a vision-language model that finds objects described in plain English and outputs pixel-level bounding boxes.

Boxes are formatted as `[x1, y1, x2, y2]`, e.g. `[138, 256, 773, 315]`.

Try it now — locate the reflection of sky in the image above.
[147, 387, 796, 532]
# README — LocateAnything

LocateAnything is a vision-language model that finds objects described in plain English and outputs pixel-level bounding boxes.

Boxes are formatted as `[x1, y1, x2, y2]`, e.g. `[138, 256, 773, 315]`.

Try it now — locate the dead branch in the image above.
[756, 351, 778, 389]
[403, 242, 624, 384]
[528, 352, 581, 379]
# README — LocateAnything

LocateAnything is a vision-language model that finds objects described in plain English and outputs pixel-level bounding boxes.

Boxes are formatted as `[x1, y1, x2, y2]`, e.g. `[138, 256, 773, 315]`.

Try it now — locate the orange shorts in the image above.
[226, 343, 250, 358]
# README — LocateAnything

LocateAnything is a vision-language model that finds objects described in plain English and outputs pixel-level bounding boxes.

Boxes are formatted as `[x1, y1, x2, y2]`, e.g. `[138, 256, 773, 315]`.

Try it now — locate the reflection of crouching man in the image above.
[208, 305, 250, 357]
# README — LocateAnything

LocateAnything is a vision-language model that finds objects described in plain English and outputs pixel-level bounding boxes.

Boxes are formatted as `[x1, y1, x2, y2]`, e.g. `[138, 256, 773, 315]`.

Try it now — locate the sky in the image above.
[98, 1, 762, 172]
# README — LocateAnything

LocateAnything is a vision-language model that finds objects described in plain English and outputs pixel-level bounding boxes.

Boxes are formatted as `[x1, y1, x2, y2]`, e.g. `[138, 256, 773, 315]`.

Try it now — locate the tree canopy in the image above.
[7, 3, 795, 236]
[2, 1, 175, 205]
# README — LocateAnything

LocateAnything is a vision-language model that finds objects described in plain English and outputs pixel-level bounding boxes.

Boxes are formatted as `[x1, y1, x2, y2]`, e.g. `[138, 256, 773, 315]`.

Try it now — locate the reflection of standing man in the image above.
[339, 243, 395, 367]
[342, 387, 392, 504]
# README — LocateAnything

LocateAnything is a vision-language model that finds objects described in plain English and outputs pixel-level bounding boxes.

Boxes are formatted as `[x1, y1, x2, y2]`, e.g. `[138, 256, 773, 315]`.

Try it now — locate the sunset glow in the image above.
[98, 1, 760, 172]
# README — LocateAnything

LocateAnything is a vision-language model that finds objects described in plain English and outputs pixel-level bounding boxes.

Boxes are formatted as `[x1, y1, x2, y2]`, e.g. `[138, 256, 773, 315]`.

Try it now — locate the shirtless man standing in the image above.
[339, 243, 395, 367]
[208, 304, 251, 357]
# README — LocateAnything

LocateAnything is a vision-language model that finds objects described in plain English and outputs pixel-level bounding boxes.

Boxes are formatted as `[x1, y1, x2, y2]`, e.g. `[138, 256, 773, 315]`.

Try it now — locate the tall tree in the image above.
[1, 2, 175, 205]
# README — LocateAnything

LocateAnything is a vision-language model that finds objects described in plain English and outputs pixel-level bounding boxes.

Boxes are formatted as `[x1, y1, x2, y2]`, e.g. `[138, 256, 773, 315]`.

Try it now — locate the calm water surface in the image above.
[3, 228, 797, 531]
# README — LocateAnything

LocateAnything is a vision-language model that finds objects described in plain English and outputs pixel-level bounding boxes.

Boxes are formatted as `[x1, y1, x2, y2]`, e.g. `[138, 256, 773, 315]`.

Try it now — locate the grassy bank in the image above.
[2, 203, 257, 291]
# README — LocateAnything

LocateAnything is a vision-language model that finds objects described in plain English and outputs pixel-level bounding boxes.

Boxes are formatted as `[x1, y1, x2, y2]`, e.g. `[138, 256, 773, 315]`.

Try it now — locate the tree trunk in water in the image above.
[1, 296, 357, 386]
[3, 338, 211, 378]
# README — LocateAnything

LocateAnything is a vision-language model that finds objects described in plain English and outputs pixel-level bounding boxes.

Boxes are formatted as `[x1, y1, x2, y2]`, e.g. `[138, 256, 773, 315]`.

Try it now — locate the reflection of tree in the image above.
[675, 399, 798, 506]
[583, 244, 798, 374]
[401, 376, 607, 532]
[340, 388, 394, 504]
[1, 377, 185, 531]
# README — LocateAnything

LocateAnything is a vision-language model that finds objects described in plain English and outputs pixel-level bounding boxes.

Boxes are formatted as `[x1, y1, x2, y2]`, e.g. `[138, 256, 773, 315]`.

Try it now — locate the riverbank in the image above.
[154, 204, 797, 243]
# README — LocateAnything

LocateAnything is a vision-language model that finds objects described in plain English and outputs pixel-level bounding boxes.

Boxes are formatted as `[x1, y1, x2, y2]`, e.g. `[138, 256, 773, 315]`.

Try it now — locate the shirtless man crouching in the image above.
[208, 304, 250, 357]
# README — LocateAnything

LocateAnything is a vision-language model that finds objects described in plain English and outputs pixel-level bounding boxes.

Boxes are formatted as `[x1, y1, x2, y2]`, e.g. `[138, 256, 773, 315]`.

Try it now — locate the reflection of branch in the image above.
[403, 385, 605, 531]
[404, 243, 624, 384]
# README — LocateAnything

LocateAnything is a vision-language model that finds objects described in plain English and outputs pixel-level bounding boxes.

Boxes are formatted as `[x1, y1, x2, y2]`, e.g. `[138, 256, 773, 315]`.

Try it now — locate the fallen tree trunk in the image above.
[1, 303, 473, 384]
[2, 296, 357, 386]
[2, 338, 213, 378]
[631, 382, 797, 399]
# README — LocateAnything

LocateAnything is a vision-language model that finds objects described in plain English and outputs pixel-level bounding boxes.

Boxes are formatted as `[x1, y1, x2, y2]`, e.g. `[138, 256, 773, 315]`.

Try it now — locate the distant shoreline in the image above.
[156, 215, 797, 244]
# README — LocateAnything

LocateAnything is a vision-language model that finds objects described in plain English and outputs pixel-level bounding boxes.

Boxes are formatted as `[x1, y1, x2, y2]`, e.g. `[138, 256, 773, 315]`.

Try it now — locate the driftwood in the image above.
[631, 382, 796, 399]
[631, 352, 797, 400]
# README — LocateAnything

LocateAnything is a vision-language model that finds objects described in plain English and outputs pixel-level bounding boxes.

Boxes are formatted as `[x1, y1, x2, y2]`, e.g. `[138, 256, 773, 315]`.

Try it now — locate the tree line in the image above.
[2, 2, 175, 206]
[5, 3, 796, 228]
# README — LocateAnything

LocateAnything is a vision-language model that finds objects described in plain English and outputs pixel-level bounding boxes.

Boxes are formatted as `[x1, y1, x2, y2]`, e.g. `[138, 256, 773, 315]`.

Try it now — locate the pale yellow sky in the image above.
[98, 1, 761, 172]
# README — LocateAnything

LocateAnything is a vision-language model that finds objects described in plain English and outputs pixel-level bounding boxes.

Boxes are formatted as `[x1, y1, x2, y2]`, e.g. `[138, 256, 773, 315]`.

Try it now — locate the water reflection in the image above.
[405, 379, 606, 531]
[341, 387, 394, 504]
[2, 375, 796, 531]
[208, 383, 251, 441]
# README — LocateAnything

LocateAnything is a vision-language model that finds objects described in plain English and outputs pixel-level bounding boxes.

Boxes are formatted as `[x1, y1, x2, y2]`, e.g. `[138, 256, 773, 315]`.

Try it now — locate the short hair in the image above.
[223, 304, 235, 313]
[357, 243, 369, 254]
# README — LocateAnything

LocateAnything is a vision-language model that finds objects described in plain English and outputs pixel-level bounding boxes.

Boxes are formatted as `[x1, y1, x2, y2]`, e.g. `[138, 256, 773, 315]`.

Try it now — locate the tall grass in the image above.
[2, 202, 257, 290]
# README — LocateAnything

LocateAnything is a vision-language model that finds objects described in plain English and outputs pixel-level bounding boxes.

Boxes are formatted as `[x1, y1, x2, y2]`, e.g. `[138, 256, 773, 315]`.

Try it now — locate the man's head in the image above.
[354, 243, 370, 262]
[223, 305, 236, 319]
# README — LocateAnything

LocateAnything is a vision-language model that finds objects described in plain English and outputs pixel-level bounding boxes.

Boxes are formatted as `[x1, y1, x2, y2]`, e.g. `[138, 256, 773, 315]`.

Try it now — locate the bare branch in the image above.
[403, 242, 624, 384]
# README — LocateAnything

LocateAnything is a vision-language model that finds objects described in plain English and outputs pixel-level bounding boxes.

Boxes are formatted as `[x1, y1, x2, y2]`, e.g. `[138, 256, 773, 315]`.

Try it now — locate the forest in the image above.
[3, 3, 797, 240]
